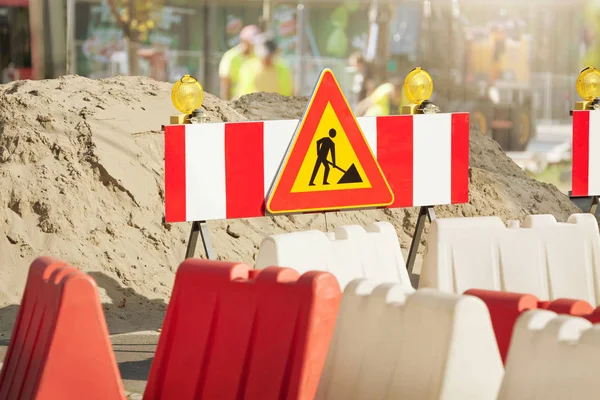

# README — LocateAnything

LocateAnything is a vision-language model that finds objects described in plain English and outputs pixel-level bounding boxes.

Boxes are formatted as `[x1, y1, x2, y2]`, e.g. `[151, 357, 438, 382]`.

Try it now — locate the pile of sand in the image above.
[0, 77, 581, 336]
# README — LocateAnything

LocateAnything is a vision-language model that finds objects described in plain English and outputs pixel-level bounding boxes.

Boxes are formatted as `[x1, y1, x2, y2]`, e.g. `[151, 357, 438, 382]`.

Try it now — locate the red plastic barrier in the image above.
[585, 308, 600, 323]
[0, 257, 125, 400]
[144, 260, 342, 400]
[541, 298, 594, 316]
[465, 289, 538, 363]
[0, 257, 66, 398]
[465, 289, 599, 364]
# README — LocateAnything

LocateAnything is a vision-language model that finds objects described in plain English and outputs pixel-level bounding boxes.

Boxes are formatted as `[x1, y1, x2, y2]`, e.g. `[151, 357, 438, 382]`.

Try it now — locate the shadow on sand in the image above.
[0, 271, 167, 339]
[88, 271, 167, 335]
[0, 273, 166, 390]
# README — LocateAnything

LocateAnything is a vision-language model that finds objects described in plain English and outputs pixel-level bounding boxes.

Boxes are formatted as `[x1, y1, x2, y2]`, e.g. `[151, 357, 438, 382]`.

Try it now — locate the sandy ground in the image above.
[0, 76, 582, 342]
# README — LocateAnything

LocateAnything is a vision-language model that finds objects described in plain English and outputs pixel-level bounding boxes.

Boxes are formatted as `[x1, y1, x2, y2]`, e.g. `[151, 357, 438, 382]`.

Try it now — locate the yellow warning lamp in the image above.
[401, 67, 439, 115]
[170, 74, 205, 124]
[574, 67, 600, 111]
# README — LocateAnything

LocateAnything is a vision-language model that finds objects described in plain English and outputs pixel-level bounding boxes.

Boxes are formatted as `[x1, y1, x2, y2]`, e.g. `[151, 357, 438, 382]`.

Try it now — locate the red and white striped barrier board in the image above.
[164, 114, 469, 223]
[573, 110, 600, 196]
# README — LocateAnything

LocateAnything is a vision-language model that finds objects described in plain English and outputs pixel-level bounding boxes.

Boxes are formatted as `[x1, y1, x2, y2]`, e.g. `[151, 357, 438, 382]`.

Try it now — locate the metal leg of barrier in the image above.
[568, 191, 599, 216]
[406, 206, 436, 277]
[185, 220, 216, 260]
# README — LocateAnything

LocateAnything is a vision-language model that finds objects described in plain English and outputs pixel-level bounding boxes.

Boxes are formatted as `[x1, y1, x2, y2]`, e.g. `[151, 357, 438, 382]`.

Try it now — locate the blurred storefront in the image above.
[0, 0, 375, 96]
[67, 0, 370, 96]
[0, 0, 34, 81]
[0, 0, 67, 81]
[72, 1, 199, 81]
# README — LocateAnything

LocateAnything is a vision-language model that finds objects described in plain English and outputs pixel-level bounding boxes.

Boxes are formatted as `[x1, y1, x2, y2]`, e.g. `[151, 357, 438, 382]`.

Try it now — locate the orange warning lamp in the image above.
[575, 67, 600, 111]
[402, 67, 439, 115]
[170, 74, 205, 124]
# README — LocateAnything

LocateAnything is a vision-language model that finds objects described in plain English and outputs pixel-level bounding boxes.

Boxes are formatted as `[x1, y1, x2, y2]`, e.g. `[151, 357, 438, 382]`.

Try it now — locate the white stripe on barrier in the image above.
[413, 113, 452, 206]
[359, 116, 378, 157]
[186, 123, 226, 221]
[263, 120, 297, 198]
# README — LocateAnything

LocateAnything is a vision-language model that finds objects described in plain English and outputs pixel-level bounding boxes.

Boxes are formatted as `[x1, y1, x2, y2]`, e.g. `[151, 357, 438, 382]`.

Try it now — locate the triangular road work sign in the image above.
[266, 69, 394, 214]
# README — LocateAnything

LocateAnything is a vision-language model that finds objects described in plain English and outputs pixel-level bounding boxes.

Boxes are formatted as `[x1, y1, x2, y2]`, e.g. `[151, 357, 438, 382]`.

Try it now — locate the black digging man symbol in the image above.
[308, 128, 363, 186]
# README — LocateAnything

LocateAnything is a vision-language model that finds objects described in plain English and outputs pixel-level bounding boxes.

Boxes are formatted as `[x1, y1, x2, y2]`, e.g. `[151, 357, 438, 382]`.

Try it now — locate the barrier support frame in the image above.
[568, 191, 599, 215]
[406, 205, 436, 276]
[185, 220, 216, 260]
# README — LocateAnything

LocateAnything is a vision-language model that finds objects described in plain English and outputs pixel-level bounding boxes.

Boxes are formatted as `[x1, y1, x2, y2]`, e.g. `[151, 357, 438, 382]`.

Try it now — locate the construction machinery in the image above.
[365, 0, 537, 151]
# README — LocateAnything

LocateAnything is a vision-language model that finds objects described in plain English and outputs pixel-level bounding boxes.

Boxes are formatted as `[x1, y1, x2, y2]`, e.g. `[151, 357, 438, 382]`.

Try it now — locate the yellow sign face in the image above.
[290, 102, 372, 193]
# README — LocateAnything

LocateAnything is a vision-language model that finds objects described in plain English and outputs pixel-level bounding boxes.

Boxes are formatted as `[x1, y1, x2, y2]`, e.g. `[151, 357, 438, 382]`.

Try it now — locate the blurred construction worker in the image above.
[489, 24, 506, 84]
[235, 34, 293, 98]
[356, 76, 408, 116]
[1, 62, 20, 84]
[348, 52, 374, 103]
[218, 24, 260, 100]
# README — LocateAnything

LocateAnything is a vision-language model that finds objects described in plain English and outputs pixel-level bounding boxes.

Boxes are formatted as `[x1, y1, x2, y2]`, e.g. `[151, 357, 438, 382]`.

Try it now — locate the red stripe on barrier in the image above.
[164, 125, 187, 223]
[225, 122, 265, 218]
[376, 116, 413, 208]
[451, 113, 470, 204]
[572, 111, 590, 196]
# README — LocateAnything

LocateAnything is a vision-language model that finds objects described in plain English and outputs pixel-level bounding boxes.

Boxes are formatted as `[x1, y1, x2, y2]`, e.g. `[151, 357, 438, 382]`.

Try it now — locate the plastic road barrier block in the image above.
[540, 298, 595, 316]
[0, 257, 66, 399]
[421, 214, 600, 305]
[0, 256, 125, 400]
[316, 281, 503, 400]
[498, 310, 600, 399]
[255, 221, 412, 292]
[466, 289, 599, 364]
[143, 259, 342, 400]
[583, 307, 600, 323]
[465, 289, 538, 363]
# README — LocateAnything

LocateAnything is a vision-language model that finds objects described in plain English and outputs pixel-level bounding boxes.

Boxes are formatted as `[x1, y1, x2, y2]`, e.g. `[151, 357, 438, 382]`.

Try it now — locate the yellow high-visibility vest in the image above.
[235, 58, 293, 99]
[218, 45, 255, 99]
[364, 83, 409, 116]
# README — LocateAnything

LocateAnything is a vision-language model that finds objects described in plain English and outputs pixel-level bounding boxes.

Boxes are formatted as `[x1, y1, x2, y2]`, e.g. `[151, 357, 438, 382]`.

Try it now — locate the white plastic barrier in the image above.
[255, 222, 412, 291]
[498, 310, 600, 399]
[316, 281, 504, 400]
[419, 214, 600, 305]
